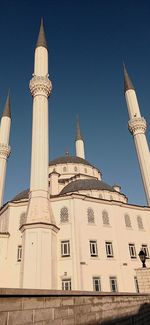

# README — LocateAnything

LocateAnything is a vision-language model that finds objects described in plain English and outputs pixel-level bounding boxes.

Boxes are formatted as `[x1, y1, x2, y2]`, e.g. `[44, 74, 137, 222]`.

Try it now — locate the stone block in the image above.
[87, 312, 96, 322]
[34, 308, 54, 322]
[54, 307, 68, 319]
[0, 298, 22, 312]
[44, 320, 62, 325]
[23, 297, 44, 310]
[75, 313, 87, 324]
[45, 298, 61, 308]
[62, 317, 75, 325]
[8, 310, 33, 324]
[43, 319, 62, 325]
[0, 311, 8, 325]
[90, 305, 101, 312]
[62, 298, 74, 306]
[74, 297, 85, 305]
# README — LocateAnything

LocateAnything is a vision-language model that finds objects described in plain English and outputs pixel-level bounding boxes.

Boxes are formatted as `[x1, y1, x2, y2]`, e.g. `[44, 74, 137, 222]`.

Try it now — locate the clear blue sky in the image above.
[0, 0, 150, 205]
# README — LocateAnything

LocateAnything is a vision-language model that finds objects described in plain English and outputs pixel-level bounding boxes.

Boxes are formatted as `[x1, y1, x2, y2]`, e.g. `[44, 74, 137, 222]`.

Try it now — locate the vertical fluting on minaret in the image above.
[21, 20, 58, 289]
[124, 65, 150, 205]
[0, 93, 11, 208]
[75, 117, 85, 159]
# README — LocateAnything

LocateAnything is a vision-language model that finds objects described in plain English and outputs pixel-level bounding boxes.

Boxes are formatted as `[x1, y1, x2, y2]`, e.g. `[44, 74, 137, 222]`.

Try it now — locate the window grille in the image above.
[93, 277, 101, 291]
[105, 242, 113, 257]
[62, 279, 71, 290]
[141, 245, 149, 258]
[129, 243, 137, 258]
[90, 241, 98, 257]
[87, 208, 95, 223]
[17, 245, 22, 262]
[137, 216, 144, 230]
[110, 277, 118, 292]
[102, 210, 109, 225]
[61, 241, 70, 257]
[60, 207, 69, 223]
[124, 214, 132, 228]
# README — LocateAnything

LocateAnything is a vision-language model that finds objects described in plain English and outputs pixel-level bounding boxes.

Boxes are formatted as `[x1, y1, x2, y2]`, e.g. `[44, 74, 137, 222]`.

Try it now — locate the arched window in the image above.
[87, 208, 95, 223]
[74, 166, 78, 172]
[84, 168, 87, 173]
[63, 166, 67, 172]
[60, 207, 69, 223]
[110, 195, 113, 200]
[99, 194, 103, 199]
[124, 214, 131, 228]
[137, 216, 144, 230]
[102, 210, 109, 225]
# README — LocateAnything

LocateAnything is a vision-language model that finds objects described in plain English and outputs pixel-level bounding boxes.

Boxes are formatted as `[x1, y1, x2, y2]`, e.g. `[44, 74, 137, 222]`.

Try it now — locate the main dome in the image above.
[49, 156, 98, 170]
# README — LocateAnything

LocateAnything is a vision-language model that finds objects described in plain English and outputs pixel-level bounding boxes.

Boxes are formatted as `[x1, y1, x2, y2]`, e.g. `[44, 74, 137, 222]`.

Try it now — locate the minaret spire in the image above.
[123, 64, 134, 93]
[124, 66, 150, 206]
[2, 91, 11, 118]
[0, 92, 11, 208]
[76, 116, 83, 141]
[36, 18, 48, 50]
[75, 116, 85, 159]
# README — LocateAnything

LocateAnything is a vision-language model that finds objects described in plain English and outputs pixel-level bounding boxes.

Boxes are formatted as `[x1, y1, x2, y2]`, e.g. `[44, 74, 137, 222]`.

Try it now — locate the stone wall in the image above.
[136, 267, 150, 293]
[0, 289, 150, 324]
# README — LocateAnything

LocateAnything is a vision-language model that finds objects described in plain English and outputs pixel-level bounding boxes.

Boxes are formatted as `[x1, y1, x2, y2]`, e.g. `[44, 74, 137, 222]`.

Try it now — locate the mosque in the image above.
[0, 20, 150, 292]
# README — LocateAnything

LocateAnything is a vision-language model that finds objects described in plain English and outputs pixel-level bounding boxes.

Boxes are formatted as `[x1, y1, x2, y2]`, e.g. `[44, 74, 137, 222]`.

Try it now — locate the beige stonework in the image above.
[136, 267, 150, 293]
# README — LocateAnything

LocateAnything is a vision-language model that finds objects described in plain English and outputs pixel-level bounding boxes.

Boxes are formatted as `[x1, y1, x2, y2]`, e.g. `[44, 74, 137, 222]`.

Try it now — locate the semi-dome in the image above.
[60, 179, 116, 195]
[49, 156, 99, 170]
[12, 189, 29, 201]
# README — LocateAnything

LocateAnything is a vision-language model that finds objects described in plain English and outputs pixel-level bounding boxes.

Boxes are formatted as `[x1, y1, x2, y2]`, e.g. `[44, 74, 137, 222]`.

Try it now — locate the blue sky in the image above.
[0, 0, 150, 205]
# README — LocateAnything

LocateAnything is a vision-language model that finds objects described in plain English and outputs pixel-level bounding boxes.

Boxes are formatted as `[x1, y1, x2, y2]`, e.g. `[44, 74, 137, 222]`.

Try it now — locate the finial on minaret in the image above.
[65, 146, 69, 156]
[2, 91, 11, 119]
[36, 18, 48, 50]
[123, 64, 135, 93]
[76, 116, 83, 141]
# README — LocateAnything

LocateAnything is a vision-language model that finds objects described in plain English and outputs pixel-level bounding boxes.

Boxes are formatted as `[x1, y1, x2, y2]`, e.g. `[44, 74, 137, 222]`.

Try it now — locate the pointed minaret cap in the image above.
[123, 64, 135, 93]
[36, 18, 48, 50]
[2, 92, 11, 119]
[76, 116, 83, 141]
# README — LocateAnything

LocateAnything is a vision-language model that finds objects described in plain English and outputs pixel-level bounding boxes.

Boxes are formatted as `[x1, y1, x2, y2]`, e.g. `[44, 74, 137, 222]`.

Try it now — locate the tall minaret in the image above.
[0, 93, 11, 208]
[21, 20, 59, 289]
[75, 117, 85, 159]
[124, 65, 150, 205]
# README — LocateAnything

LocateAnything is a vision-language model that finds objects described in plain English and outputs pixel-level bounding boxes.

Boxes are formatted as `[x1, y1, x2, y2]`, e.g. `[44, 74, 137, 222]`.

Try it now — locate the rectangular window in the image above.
[62, 279, 71, 290]
[129, 243, 137, 258]
[61, 241, 70, 257]
[141, 245, 149, 258]
[17, 245, 22, 262]
[134, 276, 139, 293]
[105, 242, 114, 257]
[93, 277, 101, 292]
[90, 241, 98, 256]
[110, 276, 118, 292]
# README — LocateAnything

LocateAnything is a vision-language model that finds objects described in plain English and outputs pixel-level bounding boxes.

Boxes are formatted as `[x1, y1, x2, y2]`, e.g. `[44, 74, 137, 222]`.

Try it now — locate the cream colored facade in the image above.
[0, 22, 150, 293]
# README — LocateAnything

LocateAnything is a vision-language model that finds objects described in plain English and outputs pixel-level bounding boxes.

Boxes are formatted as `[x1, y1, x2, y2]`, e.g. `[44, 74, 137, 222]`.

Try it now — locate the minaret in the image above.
[0, 93, 11, 208]
[75, 117, 85, 159]
[21, 20, 59, 289]
[124, 65, 150, 205]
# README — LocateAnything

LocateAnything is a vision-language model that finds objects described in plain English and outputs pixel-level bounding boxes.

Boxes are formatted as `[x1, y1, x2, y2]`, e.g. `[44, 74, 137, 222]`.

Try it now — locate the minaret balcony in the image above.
[128, 117, 147, 135]
[29, 75, 52, 97]
[0, 143, 11, 159]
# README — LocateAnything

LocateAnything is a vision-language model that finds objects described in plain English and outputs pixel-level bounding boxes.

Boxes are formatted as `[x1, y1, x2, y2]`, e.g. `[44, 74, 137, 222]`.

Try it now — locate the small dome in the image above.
[49, 156, 99, 170]
[60, 179, 116, 195]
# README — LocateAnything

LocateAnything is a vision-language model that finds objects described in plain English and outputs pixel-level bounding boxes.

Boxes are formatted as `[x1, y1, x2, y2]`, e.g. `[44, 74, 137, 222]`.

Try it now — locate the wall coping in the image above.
[0, 288, 150, 297]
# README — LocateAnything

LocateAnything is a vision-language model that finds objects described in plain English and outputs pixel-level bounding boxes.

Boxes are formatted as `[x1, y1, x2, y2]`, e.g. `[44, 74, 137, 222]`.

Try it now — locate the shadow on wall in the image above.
[99, 303, 150, 325]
